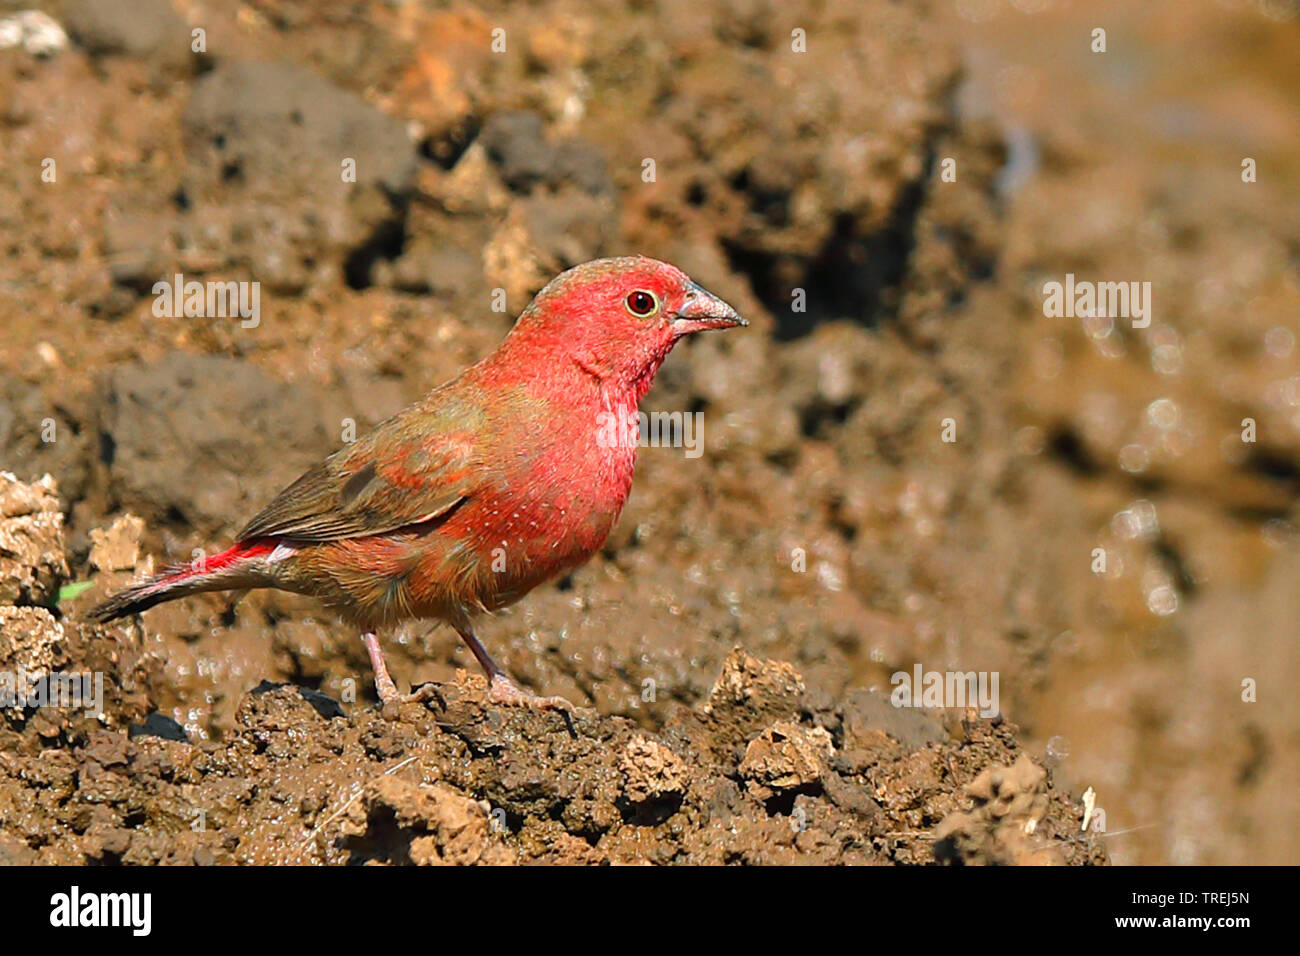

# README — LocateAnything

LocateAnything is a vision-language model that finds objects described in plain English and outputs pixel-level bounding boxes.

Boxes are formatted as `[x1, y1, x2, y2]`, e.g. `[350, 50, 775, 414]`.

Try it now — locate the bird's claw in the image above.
[487, 673, 577, 714]
[377, 682, 440, 717]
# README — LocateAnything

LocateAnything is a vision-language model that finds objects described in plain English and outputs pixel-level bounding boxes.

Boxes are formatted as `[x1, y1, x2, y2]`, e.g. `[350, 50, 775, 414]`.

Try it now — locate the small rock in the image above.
[102, 211, 174, 293]
[0, 10, 68, 57]
[933, 755, 1057, 865]
[0, 473, 67, 605]
[248, 681, 344, 721]
[182, 61, 417, 288]
[704, 646, 805, 717]
[390, 239, 481, 297]
[88, 513, 144, 573]
[342, 776, 515, 866]
[619, 736, 688, 804]
[738, 721, 834, 800]
[552, 139, 612, 195]
[479, 111, 554, 193]
[478, 111, 610, 196]
[518, 192, 615, 269]
[64, 0, 192, 73]
[0, 606, 63, 716]
[0, 471, 60, 519]
[98, 354, 331, 534]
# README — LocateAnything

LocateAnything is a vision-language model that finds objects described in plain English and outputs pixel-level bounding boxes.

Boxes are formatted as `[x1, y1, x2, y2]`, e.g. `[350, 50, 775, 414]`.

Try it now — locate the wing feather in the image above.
[237, 398, 480, 543]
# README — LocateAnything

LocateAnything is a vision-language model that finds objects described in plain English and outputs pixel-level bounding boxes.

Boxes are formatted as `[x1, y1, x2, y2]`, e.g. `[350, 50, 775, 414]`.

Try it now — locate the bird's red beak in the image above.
[671, 281, 748, 336]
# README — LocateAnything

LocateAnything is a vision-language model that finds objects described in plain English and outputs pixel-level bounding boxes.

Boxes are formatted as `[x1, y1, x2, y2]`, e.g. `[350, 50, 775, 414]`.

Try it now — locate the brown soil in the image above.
[1, 0, 1295, 864]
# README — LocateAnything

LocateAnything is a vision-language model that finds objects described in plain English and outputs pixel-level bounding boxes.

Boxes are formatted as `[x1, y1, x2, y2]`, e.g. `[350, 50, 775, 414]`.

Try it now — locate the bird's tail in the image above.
[88, 540, 278, 622]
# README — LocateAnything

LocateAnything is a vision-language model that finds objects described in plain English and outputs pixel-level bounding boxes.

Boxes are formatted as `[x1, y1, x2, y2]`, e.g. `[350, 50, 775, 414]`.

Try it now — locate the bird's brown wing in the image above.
[237, 397, 481, 543]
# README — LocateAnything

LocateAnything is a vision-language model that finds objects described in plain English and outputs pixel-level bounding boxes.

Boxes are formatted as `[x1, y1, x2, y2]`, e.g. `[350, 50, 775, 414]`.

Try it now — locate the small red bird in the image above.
[91, 257, 746, 712]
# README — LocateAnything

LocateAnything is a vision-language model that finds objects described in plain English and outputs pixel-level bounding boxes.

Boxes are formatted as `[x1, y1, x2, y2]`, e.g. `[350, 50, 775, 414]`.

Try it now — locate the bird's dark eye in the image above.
[625, 290, 658, 317]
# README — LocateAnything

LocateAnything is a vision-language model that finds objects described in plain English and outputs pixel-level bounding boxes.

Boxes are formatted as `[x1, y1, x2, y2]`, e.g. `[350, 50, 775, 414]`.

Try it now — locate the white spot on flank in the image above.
[267, 542, 297, 563]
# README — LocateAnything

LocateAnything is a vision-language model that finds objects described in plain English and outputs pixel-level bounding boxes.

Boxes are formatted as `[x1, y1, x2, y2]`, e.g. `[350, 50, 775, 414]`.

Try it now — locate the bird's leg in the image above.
[453, 621, 576, 713]
[361, 632, 398, 702]
[360, 631, 437, 707]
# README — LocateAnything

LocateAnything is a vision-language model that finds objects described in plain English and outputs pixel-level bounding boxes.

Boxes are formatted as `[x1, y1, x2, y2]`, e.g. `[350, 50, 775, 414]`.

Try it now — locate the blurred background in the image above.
[1, 0, 1297, 864]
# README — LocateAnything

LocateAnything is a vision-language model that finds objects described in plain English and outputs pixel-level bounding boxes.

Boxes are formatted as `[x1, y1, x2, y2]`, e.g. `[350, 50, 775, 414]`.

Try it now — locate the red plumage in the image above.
[91, 256, 746, 712]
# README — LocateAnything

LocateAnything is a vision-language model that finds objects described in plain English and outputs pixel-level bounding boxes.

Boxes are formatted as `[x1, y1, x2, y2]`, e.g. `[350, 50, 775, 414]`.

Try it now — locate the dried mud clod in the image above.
[340, 776, 516, 866]
[0, 607, 62, 720]
[931, 754, 1102, 866]
[0, 478, 157, 748]
[0, 472, 68, 606]
[739, 721, 834, 803]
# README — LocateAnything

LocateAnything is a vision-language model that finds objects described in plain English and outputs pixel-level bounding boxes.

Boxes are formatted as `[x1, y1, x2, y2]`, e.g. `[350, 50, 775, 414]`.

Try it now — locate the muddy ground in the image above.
[0, 0, 1295, 864]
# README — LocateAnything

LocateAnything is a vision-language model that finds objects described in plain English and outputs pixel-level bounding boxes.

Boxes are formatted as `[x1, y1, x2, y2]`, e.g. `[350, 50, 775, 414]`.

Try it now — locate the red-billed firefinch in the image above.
[91, 256, 746, 711]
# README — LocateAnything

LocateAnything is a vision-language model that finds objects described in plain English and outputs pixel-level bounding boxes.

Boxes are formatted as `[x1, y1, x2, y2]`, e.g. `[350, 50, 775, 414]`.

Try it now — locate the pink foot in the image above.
[487, 673, 576, 713]
[362, 632, 439, 710]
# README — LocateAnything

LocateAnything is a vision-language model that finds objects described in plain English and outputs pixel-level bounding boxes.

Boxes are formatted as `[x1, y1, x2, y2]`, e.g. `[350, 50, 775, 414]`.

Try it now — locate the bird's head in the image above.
[502, 256, 747, 394]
